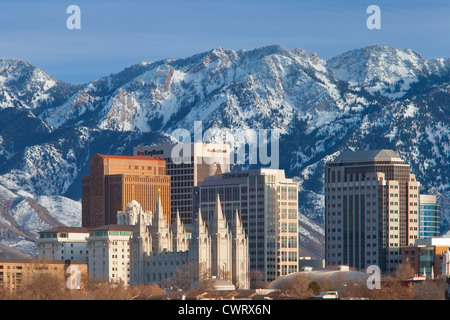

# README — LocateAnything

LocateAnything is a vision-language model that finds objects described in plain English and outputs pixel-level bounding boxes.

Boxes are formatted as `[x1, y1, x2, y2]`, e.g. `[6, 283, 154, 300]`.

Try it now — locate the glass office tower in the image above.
[419, 194, 441, 239]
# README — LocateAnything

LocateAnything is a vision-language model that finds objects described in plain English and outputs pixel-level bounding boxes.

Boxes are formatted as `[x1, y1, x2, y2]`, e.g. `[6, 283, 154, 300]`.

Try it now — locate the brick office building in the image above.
[82, 154, 171, 228]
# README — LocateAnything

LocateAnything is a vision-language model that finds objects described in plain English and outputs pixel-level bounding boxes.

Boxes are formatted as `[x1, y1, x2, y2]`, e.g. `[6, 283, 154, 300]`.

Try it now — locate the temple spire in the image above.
[154, 192, 166, 227]
[213, 193, 227, 233]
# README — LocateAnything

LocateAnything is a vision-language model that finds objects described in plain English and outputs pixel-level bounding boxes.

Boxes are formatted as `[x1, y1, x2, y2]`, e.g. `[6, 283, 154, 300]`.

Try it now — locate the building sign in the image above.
[136, 149, 164, 157]
[222, 172, 255, 179]
[206, 148, 227, 154]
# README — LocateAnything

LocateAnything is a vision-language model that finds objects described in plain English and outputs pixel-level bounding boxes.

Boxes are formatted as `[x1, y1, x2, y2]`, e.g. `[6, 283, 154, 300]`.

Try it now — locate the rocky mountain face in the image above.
[1, 44, 450, 258]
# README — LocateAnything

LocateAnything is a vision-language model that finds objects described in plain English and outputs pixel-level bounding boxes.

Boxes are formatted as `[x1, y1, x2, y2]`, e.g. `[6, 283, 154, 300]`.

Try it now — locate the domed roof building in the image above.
[269, 265, 369, 289]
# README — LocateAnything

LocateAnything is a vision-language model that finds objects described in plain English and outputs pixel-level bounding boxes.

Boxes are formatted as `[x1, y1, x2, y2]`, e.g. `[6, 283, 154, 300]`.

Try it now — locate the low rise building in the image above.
[37, 227, 90, 264]
[0, 259, 87, 292]
[401, 237, 450, 278]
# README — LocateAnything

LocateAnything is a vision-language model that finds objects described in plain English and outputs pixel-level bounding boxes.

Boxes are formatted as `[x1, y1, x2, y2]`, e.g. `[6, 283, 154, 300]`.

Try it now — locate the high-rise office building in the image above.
[419, 194, 441, 239]
[325, 149, 420, 273]
[81, 154, 171, 228]
[194, 168, 298, 282]
[133, 143, 230, 227]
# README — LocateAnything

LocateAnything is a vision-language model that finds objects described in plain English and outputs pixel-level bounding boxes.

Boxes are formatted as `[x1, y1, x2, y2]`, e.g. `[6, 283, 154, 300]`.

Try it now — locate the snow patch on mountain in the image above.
[11, 200, 51, 237]
[328, 45, 428, 98]
[0, 184, 82, 258]
[0, 58, 59, 110]
[35, 195, 81, 227]
[0, 144, 78, 195]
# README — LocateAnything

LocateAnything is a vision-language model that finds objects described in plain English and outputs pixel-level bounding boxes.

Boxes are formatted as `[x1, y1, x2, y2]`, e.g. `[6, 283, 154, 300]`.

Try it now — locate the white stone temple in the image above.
[117, 192, 249, 289]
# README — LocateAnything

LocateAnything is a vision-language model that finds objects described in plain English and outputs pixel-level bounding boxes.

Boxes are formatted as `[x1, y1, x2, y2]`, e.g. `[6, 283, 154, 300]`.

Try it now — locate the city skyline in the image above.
[1, 145, 450, 300]
[1, 1, 450, 300]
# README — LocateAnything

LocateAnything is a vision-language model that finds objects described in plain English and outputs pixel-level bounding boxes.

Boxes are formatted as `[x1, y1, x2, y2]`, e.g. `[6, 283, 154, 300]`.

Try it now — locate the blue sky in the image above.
[1, 0, 450, 83]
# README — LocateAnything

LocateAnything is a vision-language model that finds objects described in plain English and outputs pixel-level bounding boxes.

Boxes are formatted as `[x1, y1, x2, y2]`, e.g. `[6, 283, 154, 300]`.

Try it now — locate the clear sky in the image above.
[1, 0, 450, 84]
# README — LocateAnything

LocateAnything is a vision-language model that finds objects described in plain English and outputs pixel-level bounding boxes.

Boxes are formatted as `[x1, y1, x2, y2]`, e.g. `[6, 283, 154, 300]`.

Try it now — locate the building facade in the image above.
[194, 168, 299, 282]
[419, 194, 441, 239]
[86, 224, 135, 284]
[37, 227, 90, 264]
[133, 143, 230, 227]
[36, 196, 249, 289]
[76, 195, 249, 289]
[325, 149, 420, 273]
[0, 259, 87, 292]
[402, 238, 450, 278]
[81, 154, 171, 228]
[124, 195, 249, 289]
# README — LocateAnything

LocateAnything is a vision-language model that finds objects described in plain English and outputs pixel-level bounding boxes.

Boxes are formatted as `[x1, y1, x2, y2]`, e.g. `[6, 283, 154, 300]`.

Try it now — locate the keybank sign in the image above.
[136, 149, 164, 157]
[171, 121, 280, 169]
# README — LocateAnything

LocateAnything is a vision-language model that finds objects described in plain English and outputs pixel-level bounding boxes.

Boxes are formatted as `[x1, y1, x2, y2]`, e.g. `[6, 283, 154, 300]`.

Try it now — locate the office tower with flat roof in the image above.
[133, 143, 230, 227]
[325, 149, 420, 273]
[419, 194, 441, 239]
[194, 168, 298, 282]
[81, 154, 171, 228]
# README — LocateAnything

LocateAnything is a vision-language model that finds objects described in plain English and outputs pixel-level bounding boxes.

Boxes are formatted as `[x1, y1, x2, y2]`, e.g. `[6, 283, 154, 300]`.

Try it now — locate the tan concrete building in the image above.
[0, 259, 87, 292]
[81, 154, 171, 228]
[325, 149, 420, 273]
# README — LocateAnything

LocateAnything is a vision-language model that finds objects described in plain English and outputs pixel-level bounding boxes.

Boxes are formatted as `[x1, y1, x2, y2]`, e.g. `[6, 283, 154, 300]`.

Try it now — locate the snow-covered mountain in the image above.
[327, 45, 450, 99]
[1, 44, 450, 259]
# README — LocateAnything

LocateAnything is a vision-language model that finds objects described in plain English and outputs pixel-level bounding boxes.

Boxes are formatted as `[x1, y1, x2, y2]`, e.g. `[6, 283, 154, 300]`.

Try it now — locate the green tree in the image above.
[308, 281, 321, 295]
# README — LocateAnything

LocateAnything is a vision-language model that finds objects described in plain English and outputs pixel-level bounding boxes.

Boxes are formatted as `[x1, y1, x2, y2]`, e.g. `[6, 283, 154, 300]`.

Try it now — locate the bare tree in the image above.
[412, 279, 445, 300]
[249, 270, 268, 289]
[0, 284, 13, 300]
[18, 267, 68, 300]
[369, 276, 414, 300]
[82, 280, 132, 300]
[341, 282, 374, 300]
[165, 262, 200, 291]
[121, 283, 166, 300]
[394, 262, 415, 280]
